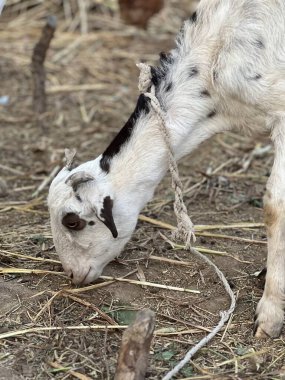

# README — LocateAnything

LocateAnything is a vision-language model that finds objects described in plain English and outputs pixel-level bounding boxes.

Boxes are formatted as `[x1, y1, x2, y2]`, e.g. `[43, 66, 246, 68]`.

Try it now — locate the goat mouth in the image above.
[80, 267, 92, 285]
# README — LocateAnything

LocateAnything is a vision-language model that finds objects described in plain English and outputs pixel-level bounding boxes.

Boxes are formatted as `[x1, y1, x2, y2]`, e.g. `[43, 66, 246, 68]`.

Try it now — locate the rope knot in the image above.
[172, 211, 196, 249]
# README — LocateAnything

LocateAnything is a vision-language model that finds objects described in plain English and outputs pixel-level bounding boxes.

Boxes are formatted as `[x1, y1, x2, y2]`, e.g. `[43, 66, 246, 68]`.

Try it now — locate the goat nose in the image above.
[66, 269, 73, 280]
[70, 267, 91, 285]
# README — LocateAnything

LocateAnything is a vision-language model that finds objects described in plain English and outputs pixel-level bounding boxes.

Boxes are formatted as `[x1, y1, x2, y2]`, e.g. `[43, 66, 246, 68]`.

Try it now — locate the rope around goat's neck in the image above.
[137, 63, 196, 248]
[137, 62, 236, 380]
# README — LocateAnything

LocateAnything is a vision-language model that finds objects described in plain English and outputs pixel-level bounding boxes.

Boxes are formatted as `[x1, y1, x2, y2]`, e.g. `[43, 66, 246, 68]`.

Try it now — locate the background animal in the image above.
[118, 0, 164, 29]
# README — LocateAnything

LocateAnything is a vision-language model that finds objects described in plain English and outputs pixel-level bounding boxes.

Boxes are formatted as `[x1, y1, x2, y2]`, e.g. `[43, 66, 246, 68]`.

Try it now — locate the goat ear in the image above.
[66, 171, 95, 192]
[99, 196, 118, 238]
[64, 148, 77, 170]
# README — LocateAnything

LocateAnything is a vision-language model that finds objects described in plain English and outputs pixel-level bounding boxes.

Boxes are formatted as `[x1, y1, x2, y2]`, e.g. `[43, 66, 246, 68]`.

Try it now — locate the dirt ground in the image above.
[0, 1, 284, 379]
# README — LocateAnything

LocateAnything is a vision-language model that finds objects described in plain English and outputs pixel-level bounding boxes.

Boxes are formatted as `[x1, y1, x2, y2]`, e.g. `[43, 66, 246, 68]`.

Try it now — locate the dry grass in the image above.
[0, 1, 284, 379]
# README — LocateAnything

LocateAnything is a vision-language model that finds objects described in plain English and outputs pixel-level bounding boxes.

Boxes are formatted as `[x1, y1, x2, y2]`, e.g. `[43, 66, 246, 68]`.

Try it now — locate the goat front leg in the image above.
[255, 125, 285, 338]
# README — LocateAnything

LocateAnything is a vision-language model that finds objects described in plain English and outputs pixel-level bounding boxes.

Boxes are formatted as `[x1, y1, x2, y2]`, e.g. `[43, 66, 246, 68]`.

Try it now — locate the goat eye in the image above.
[62, 213, 86, 231]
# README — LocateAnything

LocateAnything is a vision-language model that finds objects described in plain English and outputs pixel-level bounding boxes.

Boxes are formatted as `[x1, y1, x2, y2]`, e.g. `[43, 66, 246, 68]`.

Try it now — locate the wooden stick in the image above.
[31, 15, 56, 114]
[115, 309, 155, 380]
[32, 165, 60, 198]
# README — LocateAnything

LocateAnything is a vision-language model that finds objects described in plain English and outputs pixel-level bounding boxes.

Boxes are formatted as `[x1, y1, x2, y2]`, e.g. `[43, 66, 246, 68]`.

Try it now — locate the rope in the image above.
[137, 63, 196, 248]
[162, 246, 236, 380]
[137, 62, 237, 380]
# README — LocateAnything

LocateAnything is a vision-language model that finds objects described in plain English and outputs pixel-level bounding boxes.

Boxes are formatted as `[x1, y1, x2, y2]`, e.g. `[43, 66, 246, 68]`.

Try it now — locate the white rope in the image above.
[137, 63, 196, 248]
[162, 246, 236, 380]
[137, 62, 237, 380]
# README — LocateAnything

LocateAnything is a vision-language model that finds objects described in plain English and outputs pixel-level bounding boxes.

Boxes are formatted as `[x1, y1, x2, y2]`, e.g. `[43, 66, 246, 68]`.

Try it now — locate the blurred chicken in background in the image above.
[118, 0, 164, 29]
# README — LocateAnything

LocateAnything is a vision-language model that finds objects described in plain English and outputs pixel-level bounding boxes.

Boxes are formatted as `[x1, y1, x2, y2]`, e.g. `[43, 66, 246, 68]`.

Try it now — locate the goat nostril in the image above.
[68, 271, 74, 280]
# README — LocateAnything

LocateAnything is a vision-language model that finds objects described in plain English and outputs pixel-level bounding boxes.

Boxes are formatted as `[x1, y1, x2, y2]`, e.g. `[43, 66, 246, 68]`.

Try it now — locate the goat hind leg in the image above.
[255, 124, 285, 338]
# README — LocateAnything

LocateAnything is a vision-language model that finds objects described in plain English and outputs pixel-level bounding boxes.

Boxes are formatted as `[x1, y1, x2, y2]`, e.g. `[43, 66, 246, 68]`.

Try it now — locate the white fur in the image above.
[48, 0, 285, 337]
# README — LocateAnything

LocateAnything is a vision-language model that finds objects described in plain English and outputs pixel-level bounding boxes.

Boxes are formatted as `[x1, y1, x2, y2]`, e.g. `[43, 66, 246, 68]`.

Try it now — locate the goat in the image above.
[48, 0, 285, 339]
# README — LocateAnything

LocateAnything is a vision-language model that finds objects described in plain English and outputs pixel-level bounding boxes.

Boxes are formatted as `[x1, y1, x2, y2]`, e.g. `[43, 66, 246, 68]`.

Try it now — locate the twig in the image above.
[0, 249, 60, 264]
[216, 349, 269, 367]
[149, 255, 194, 266]
[0, 163, 23, 175]
[98, 276, 200, 294]
[63, 292, 118, 325]
[77, 0, 88, 34]
[195, 232, 266, 245]
[31, 15, 57, 114]
[0, 268, 198, 294]
[139, 214, 264, 231]
[48, 361, 92, 380]
[0, 325, 127, 340]
[46, 83, 108, 94]
[0, 267, 65, 277]
[32, 165, 60, 198]
[160, 234, 252, 264]
[0, 324, 229, 341]
[34, 290, 62, 321]
[66, 274, 200, 294]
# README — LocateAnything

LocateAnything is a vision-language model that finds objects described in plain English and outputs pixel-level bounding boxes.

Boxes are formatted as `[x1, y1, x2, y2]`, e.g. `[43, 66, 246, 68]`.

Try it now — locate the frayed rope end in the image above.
[136, 62, 152, 94]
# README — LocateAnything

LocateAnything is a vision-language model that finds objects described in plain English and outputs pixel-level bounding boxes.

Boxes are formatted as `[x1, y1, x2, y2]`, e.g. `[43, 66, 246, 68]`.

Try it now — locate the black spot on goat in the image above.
[189, 66, 199, 77]
[150, 66, 161, 86]
[166, 82, 172, 92]
[207, 110, 217, 118]
[100, 94, 150, 172]
[190, 11, 197, 23]
[254, 39, 265, 49]
[159, 52, 174, 67]
[213, 70, 218, 82]
[100, 196, 118, 238]
[200, 89, 210, 97]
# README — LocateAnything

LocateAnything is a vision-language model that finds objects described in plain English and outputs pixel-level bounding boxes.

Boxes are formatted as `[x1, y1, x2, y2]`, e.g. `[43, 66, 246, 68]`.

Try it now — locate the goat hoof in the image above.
[254, 296, 284, 338]
[254, 325, 270, 339]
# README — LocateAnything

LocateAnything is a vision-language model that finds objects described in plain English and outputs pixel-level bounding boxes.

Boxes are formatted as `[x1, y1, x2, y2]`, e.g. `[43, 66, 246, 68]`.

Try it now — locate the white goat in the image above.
[48, 0, 285, 338]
